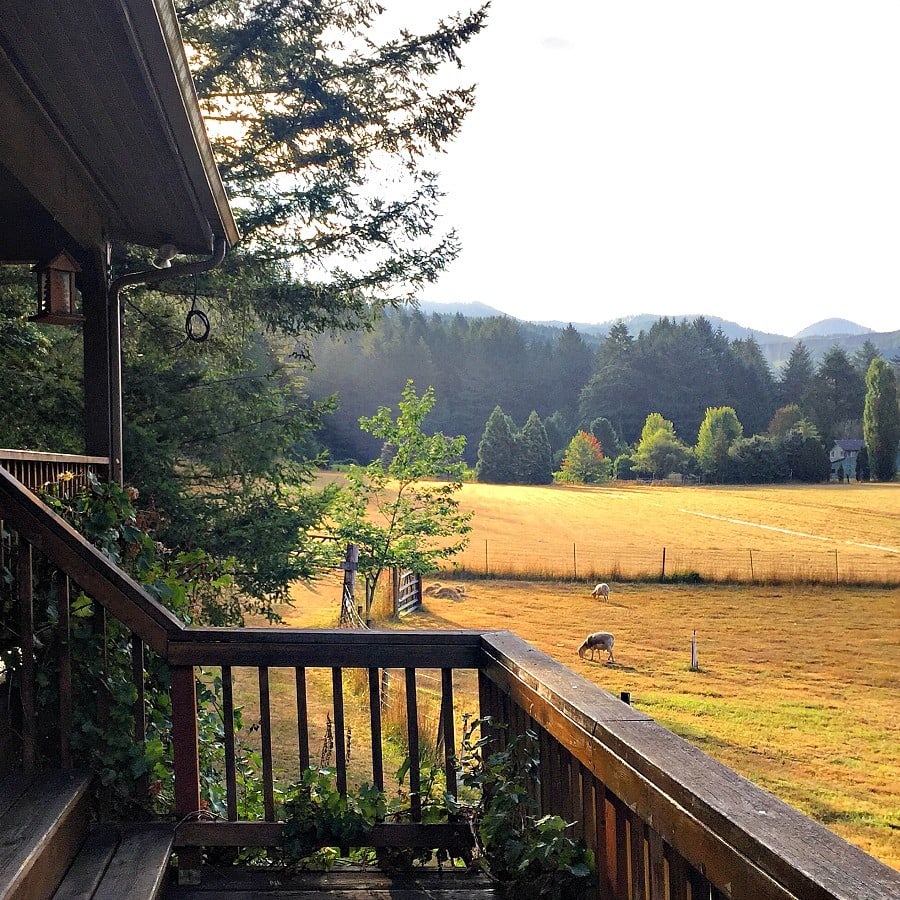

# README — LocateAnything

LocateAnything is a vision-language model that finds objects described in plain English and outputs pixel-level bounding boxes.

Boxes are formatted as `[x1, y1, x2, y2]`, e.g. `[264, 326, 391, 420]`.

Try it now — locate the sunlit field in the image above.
[448, 480, 900, 584]
[247, 480, 899, 869]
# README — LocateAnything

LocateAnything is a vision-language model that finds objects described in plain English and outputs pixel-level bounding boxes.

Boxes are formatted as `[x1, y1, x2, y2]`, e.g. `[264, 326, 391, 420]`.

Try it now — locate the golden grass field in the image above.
[248, 480, 899, 870]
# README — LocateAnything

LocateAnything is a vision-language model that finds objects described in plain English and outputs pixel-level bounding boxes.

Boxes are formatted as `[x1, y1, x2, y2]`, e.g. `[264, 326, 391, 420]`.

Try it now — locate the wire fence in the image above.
[448, 539, 900, 586]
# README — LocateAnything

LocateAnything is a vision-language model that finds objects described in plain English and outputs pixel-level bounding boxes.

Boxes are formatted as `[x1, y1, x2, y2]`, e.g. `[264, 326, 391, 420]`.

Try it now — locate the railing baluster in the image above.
[17, 541, 35, 772]
[440, 668, 456, 799]
[93, 601, 109, 730]
[222, 665, 237, 821]
[58, 575, 73, 768]
[368, 667, 384, 793]
[577, 762, 592, 846]
[332, 667, 347, 796]
[131, 632, 147, 797]
[258, 667, 275, 820]
[172, 665, 201, 817]
[295, 666, 309, 774]
[404, 668, 421, 821]
[595, 785, 615, 900]
[648, 829, 667, 900]
[611, 794, 629, 899]
[539, 725, 553, 815]
[627, 811, 649, 900]
[665, 845, 690, 900]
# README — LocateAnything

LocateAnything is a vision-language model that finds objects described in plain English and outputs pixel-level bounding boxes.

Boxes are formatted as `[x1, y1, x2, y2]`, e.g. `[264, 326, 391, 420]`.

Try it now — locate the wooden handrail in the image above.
[166, 627, 485, 668]
[0, 450, 109, 495]
[0, 466, 180, 655]
[479, 630, 900, 900]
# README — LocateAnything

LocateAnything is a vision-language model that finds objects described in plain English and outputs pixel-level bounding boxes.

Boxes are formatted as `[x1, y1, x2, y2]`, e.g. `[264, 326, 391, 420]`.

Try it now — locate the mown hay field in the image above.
[256, 481, 899, 869]
[448, 480, 900, 584]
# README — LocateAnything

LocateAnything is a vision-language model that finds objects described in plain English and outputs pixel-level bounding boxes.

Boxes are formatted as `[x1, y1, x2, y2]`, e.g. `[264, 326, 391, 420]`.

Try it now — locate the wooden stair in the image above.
[162, 865, 498, 898]
[0, 771, 174, 900]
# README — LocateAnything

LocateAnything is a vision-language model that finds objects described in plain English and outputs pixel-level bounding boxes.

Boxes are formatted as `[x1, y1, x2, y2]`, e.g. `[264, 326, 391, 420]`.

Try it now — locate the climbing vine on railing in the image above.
[1, 473, 260, 818]
[447, 716, 597, 900]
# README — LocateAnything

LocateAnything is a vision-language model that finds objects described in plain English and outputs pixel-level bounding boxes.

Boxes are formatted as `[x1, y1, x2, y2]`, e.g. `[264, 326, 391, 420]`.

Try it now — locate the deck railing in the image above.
[0, 449, 109, 496]
[2, 464, 899, 900]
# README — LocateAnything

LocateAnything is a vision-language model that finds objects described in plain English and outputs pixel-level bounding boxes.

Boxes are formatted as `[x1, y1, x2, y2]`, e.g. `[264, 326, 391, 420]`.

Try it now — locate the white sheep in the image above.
[577, 631, 615, 663]
[590, 582, 610, 601]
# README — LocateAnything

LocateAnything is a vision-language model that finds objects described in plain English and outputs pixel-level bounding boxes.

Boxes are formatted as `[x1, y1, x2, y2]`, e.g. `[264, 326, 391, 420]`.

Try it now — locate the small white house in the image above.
[830, 439, 865, 480]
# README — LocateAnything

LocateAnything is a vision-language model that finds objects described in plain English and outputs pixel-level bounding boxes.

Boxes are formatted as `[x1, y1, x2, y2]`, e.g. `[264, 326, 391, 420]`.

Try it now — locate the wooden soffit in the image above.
[0, 0, 238, 259]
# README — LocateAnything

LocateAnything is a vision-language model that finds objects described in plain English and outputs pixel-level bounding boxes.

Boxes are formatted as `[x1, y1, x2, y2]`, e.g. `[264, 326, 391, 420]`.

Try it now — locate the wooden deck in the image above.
[163, 865, 497, 898]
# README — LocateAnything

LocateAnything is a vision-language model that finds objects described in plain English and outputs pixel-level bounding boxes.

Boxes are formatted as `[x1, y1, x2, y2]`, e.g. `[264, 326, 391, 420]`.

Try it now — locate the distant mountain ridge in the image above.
[416, 301, 899, 370]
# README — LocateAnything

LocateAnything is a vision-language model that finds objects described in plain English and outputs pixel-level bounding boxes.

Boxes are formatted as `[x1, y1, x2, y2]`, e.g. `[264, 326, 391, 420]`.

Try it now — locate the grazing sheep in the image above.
[590, 582, 610, 601]
[577, 632, 615, 663]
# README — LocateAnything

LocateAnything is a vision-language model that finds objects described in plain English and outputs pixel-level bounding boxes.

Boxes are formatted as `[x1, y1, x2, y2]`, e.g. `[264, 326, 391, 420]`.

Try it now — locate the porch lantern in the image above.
[31, 250, 84, 325]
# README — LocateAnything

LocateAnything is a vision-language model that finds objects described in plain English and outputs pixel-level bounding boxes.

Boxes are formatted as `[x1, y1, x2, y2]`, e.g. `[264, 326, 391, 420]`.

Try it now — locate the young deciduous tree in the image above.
[633, 413, 693, 480]
[862, 358, 900, 482]
[695, 406, 743, 482]
[328, 381, 472, 620]
[556, 431, 610, 484]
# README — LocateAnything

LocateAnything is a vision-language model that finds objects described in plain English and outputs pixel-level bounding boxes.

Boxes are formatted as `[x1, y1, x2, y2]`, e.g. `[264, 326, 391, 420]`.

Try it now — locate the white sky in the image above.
[385, 1, 900, 337]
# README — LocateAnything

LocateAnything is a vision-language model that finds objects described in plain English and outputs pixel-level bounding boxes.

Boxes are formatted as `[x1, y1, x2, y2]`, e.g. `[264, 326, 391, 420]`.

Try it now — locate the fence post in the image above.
[834, 549, 839, 584]
[339, 543, 359, 626]
[749, 549, 754, 581]
[392, 567, 400, 615]
[660, 547, 666, 581]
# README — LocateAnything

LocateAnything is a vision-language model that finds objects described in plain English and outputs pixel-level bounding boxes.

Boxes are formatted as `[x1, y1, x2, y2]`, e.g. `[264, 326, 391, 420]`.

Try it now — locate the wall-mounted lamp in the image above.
[30, 250, 84, 325]
[152, 243, 179, 269]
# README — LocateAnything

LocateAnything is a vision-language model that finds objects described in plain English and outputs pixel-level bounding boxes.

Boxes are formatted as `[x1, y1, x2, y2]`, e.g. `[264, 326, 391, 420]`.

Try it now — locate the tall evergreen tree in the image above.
[810, 346, 866, 443]
[852, 340, 882, 376]
[589, 418, 621, 460]
[862, 358, 900, 481]
[518, 411, 554, 485]
[476, 406, 519, 483]
[778, 342, 816, 411]
[177, 1, 489, 331]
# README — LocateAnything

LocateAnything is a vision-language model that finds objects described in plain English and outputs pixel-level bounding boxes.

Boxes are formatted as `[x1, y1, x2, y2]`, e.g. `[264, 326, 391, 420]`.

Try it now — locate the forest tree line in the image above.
[304, 308, 900, 481]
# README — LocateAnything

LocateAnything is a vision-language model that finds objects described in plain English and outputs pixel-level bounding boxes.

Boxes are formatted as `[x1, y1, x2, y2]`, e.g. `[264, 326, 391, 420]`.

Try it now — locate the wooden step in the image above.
[0, 770, 92, 900]
[162, 865, 497, 898]
[53, 822, 174, 900]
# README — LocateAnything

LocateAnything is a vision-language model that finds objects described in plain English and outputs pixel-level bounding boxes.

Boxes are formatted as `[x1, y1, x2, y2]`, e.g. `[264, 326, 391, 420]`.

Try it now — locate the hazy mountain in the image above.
[416, 301, 900, 370]
[794, 318, 873, 338]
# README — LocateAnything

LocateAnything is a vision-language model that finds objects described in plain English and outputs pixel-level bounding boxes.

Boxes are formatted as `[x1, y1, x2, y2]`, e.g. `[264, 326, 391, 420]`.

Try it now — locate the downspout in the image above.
[106, 235, 227, 485]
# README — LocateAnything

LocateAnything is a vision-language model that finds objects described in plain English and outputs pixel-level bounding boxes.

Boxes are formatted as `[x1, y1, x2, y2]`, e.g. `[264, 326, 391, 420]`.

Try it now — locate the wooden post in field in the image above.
[690, 630, 699, 671]
[339, 543, 359, 626]
[834, 549, 839, 584]
[749, 549, 754, 581]
[660, 547, 666, 581]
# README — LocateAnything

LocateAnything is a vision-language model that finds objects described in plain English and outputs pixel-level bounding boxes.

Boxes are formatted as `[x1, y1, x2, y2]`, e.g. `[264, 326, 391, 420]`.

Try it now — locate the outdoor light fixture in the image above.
[152, 242, 178, 268]
[30, 250, 84, 325]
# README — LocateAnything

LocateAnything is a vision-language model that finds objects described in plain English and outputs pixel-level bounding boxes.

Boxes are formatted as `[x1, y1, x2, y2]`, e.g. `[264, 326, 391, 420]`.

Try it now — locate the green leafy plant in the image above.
[447, 716, 597, 899]
[279, 766, 385, 870]
[0, 474, 261, 820]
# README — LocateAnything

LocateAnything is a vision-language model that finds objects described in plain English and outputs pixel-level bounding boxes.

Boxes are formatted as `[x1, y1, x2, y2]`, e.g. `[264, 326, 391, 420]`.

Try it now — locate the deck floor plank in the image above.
[163, 866, 496, 898]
